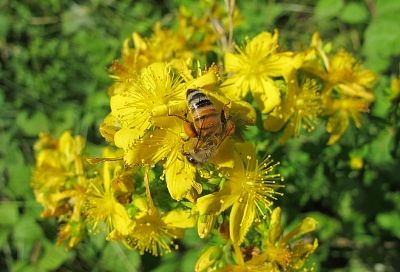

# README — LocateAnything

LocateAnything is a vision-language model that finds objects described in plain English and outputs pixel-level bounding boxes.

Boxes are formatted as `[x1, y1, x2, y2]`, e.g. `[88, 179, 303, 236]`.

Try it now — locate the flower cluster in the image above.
[32, 3, 376, 271]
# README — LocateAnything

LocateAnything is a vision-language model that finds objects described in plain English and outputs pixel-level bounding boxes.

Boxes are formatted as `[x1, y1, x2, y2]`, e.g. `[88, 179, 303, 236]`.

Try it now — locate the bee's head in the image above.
[183, 151, 203, 166]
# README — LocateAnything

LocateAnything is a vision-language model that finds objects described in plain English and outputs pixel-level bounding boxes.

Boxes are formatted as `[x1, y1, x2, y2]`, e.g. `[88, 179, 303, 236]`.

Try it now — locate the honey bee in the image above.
[182, 89, 235, 166]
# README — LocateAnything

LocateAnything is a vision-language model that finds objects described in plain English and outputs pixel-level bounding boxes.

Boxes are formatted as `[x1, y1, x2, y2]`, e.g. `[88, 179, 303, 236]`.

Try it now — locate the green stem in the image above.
[233, 243, 244, 266]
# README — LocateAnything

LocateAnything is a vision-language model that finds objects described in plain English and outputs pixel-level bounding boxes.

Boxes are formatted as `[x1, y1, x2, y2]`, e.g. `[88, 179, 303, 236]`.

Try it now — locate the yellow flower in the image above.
[222, 207, 318, 271]
[123, 197, 196, 256]
[32, 131, 89, 248]
[99, 113, 121, 144]
[302, 34, 377, 144]
[109, 22, 194, 84]
[84, 149, 134, 238]
[224, 31, 303, 113]
[197, 143, 283, 244]
[57, 220, 86, 249]
[110, 62, 219, 145]
[305, 34, 376, 102]
[110, 62, 186, 143]
[350, 156, 363, 170]
[325, 97, 370, 144]
[326, 50, 376, 102]
[390, 78, 400, 102]
[117, 118, 197, 200]
[260, 207, 318, 271]
[264, 76, 322, 143]
[32, 131, 86, 218]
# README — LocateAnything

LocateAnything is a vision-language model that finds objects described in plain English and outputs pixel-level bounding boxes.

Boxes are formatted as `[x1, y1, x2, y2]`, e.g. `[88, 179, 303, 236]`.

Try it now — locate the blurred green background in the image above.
[1, 0, 399, 271]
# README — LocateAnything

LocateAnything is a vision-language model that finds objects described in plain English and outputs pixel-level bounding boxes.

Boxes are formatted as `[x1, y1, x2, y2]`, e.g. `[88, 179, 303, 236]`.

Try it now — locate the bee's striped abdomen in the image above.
[186, 89, 222, 137]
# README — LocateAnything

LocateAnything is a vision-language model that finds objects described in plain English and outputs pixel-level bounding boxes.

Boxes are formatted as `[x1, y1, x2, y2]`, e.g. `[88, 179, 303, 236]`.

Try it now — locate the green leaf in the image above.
[375, 0, 400, 15]
[12, 216, 44, 261]
[0, 202, 19, 226]
[366, 130, 394, 166]
[6, 145, 32, 198]
[12, 261, 37, 272]
[0, 12, 11, 39]
[339, 2, 369, 24]
[363, 3, 400, 71]
[16, 111, 50, 136]
[181, 249, 201, 272]
[0, 228, 10, 248]
[36, 241, 71, 271]
[98, 242, 141, 272]
[315, 0, 344, 19]
[13, 216, 43, 246]
[371, 78, 392, 118]
[376, 212, 400, 238]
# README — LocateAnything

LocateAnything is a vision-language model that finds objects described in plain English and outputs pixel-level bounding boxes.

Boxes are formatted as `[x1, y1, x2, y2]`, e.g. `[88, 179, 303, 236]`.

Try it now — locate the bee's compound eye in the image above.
[184, 152, 198, 165]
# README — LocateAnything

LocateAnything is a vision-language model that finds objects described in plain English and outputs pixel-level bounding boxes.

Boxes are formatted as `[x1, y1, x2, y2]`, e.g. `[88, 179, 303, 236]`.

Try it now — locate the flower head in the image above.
[31, 131, 89, 248]
[111, 62, 186, 143]
[220, 207, 318, 272]
[301, 34, 377, 144]
[327, 50, 376, 101]
[264, 77, 322, 143]
[224, 31, 303, 113]
[123, 197, 195, 256]
[261, 207, 318, 271]
[84, 149, 134, 238]
[115, 118, 198, 200]
[325, 97, 370, 144]
[197, 143, 283, 244]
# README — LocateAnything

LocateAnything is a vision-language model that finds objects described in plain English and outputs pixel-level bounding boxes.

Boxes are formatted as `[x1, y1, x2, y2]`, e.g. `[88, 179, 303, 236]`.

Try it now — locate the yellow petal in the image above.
[211, 138, 235, 168]
[220, 78, 245, 99]
[197, 214, 216, 239]
[197, 184, 238, 215]
[122, 127, 174, 166]
[112, 202, 134, 236]
[114, 127, 143, 149]
[229, 100, 257, 125]
[263, 114, 286, 132]
[110, 94, 153, 131]
[165, 155, 196, 200]
[133, 197, 148, 214]
[132, 32, 147, 51]
[188, 65, 218, 90]
[269, 207, 283, 244]
[195, 246, 222, 272]
[252, 79, 281, 113]
[326, 112, 349, 145]
[230, 196, 256, 244]
[245, 32, 276, 58]
[99, 113, 121, 144]
[282, 217, 318, 244]
[263, 52, 298, 80]
[162, 209, 196, 228]
[224, 52, 243, 73]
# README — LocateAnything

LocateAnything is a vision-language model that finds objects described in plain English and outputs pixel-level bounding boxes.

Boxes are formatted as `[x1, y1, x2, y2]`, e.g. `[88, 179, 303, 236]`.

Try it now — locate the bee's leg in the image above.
[221, 103, 235, 135]
[220, 102, 232, 123]
[168, 113, 198, 138]
[183, 121, 198, 138]
[225, 120, 235, 136]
